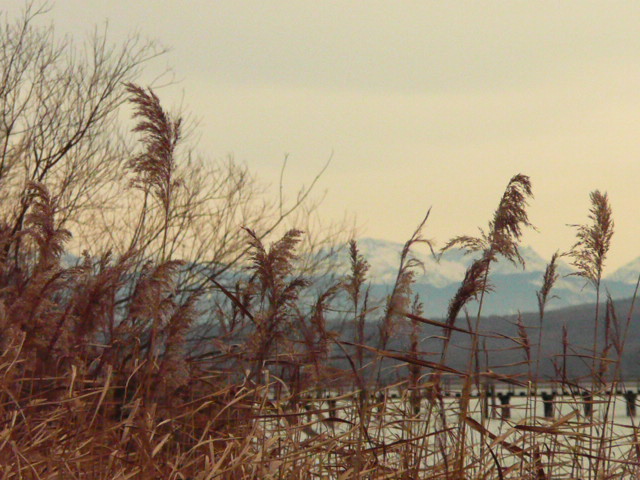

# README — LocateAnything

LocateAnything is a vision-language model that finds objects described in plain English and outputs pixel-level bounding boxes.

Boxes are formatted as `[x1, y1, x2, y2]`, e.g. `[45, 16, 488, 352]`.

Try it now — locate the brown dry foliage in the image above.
[0, 52, 638, 479]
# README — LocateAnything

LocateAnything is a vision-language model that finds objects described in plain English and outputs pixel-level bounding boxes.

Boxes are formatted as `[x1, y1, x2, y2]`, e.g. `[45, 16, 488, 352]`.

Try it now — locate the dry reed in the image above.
[0, 85, 638, 480]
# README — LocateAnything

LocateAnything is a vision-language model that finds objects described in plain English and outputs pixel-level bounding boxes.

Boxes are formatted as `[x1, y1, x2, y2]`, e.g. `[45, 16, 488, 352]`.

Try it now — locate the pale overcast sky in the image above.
[5, 1, 640, 270]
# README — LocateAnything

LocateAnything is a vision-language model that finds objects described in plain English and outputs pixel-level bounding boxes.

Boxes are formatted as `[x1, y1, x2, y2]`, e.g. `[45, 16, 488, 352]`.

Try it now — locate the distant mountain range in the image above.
[346, 238, 639, 317]
[61, 237, 638, 319]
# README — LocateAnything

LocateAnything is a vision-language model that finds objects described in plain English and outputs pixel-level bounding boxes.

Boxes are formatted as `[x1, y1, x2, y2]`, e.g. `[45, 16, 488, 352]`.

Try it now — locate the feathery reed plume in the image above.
[69, 252, 124, 345]
[446, 257, 492, 331]
[24, 182, 71, 271]
[244, 228, 309, 379]
[125, 83, 182, 208]
[125, 83, 183, 260]
[437, 256, 492, 386]
[380, 268, 415, 351]
[157, 291, 201, 395]
[112, 259, 183, 406]
[442, 174, 534, 342]
[127, 260, 184, 329]
[380, 210, 434, 352]
[5, 184, 76, 370]
[124, 260, 183, 369]
[300, 285, 339, 388]
[537, 252, 560, 318]
[569, 190, 613, 383]
[344, 239, 370, 374]
[376, 211, 433, 391]
[443, 174, 533, 266]
[534, 252, 561, 383]
[443, 174, 533, 352]
[246, 227, 305, 299]
[487, 173, 534, 264]
[443, 174, 533, 476]
[568, 190, 614, 289]
[346, 239, 370, 303]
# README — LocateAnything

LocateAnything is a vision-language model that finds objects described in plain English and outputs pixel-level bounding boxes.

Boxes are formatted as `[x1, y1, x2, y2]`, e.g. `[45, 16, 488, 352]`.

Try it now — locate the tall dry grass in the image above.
[0, 84, 639, 479]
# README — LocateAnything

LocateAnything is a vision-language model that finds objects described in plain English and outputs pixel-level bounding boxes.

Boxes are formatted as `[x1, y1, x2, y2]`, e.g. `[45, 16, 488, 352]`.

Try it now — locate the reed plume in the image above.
[125, 83, 183, 261]
[443, 174, 534, 475]
[127, 260, 184, 330]
[69, 252, 124, 345]
[245, 228, 309, 380]
[0, 182, 79, 372]
[125, 83, 182, 209]
[569, 190, 614, 386]
[537, 252, 560, 318]
[157, 291, 201, 395]
[301, 285, 340, 384]
[246, 227, 307, 306]
[380, 211, 433, 351]
[443, 174, 533, 363]
[345, 239, 370, 311]
[442, 175, 534, 364]
[487, 173, 534, 264]
[120, 259, 184, 401]
[446, 257, 492, 331]
[24, 182, 71, 272]
[344, 239, 370, 373]
[568, 190, 614, 289]
[534, 252, 561, 383]
[443, 173, 533, 265]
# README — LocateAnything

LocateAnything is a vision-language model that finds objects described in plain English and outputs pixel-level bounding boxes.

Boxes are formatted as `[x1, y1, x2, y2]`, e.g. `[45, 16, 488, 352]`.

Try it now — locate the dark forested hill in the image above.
[331, 297, 640, 384]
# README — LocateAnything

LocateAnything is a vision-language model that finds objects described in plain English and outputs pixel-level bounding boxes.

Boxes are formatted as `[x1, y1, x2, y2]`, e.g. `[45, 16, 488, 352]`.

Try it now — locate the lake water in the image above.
[257, 389, 640, 478]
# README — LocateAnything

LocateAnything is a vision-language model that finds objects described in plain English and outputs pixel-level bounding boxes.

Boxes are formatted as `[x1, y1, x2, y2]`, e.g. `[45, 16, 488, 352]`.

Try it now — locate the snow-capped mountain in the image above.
[349, 238, 638, 317]
[607, 258, 640, 285]
[355, 238, 559, 283]
[356, 238, 464, 288]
